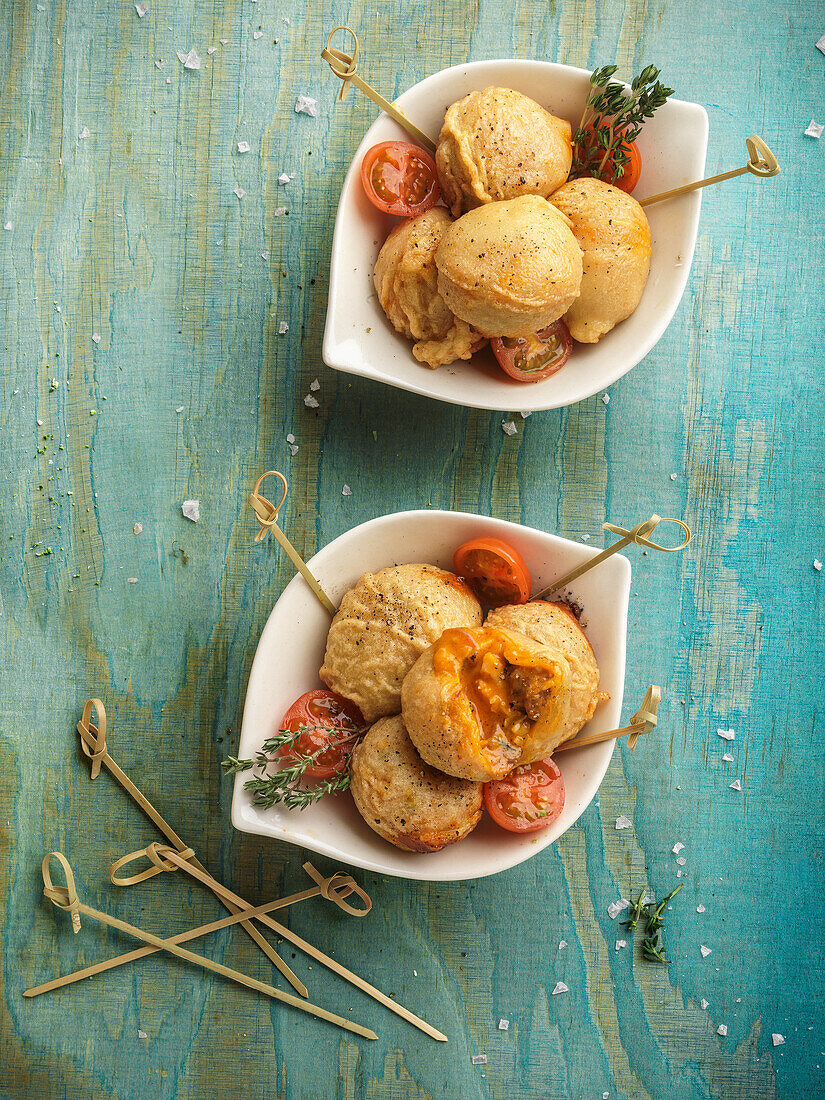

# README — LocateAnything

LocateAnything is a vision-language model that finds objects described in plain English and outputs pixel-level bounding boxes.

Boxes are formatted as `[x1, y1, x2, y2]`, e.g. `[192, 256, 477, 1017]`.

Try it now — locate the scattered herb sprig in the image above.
[221, 724, 360, 810]
[572, 64, 674, 183]
[622, 883, 683, 964]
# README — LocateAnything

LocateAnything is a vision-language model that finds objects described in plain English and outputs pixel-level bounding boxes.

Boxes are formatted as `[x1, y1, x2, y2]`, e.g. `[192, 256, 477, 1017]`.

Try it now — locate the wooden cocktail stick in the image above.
[532, 514, 691, 600]
[124, 845, 447, 1042]
[640, 134, 779, 207]
[555, 686, 660, 755]
[28, 854, 377, 1041]
[321, 27, 437, 153]
[76, 700, 307, 997]
[249, 471, 337, 616]
[24, 859, 366, 998]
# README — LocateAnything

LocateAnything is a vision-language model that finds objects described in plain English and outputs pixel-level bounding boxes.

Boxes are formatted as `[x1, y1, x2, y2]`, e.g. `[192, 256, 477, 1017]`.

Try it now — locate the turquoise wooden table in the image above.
[1, 1, 823, 1097]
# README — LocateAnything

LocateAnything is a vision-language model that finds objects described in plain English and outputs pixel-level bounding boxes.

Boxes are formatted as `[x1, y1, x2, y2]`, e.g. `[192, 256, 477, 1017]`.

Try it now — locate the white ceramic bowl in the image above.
[232, 511, 631, 881]
[323, 59, 708, 412]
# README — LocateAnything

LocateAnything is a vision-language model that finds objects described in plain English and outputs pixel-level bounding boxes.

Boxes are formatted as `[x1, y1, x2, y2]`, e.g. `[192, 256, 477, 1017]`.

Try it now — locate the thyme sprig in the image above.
[572, 64, 674, 183]
[221, 724, 360, 810]
[623, 883, 683, 964]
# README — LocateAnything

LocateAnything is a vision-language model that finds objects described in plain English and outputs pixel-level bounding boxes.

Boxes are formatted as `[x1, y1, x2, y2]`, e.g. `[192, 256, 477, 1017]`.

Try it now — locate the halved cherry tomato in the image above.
[453, 537, 531, 607]
[491, 320, 573, 381]
[279, 689, 365, 782]
[483, 757, 565, 833]
[360, 141, 440, 217]
[577, 128, 642, 194]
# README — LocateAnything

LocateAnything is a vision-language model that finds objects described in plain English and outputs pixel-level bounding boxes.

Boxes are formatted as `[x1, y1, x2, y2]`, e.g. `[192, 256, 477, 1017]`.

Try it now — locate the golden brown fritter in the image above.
[486, 601, 603, 732]
[436, 87, 572, 217]
[434, 196, 583, 338]
[320, 564, 483, 724]
[401, 624, 578, 781]
[373, 207, 487, 368]
[349, 714, 483, 852]
[550, 178, 651, 343]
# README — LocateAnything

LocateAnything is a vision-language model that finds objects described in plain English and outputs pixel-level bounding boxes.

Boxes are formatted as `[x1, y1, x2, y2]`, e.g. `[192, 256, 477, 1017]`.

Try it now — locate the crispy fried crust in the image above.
[320, 564, 483, 723]
[349, 715, 483, 852]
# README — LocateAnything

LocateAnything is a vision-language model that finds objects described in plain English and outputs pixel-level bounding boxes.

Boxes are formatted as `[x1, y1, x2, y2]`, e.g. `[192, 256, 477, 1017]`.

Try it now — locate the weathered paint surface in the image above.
[1, 1, 823, 1098]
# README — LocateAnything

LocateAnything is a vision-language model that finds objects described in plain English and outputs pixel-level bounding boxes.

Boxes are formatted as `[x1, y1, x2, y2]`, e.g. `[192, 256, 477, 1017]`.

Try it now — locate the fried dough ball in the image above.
[349, 715, 483, 852]
[401, 624, 579, 782]
[550, 178, 651, 343]
[436, 87, 572, 217]
[320, 564, 483, 724]
[373, 207, 486, 369]
[486, 601, 602, 733]
[434, 196, 583, 338]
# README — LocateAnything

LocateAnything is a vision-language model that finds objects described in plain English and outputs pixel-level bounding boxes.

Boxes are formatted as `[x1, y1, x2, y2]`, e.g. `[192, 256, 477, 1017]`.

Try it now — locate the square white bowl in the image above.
[323, 58, 708, 412]
[232, 510, 631, 881]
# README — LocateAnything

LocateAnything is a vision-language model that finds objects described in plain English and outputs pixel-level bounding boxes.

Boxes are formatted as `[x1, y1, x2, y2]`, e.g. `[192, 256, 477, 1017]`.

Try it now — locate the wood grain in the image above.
[1, 0, 823, 1097]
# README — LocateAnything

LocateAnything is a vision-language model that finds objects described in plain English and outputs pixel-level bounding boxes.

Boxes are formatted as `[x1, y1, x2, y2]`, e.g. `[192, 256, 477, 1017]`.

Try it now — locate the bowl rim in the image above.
[323, 56, 709, 412]
[232, 507, 632, 881]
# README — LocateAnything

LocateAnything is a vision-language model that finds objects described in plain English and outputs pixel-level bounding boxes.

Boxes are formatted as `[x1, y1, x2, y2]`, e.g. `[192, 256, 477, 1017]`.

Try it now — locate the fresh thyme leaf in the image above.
[220, 724, 361, 810]
[642, 930, 670, 964]
[622, 891, 647, 931]
[571, 63, 674, 183]
[622, 883, 683, 964]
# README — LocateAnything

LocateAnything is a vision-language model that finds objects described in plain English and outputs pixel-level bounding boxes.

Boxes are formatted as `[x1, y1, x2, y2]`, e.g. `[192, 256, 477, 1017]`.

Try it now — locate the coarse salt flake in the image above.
[310, 379, 320, 391]
[520, 410, 531, 418]
[723, 752, 734, 762]
[278, 321, 288, 334]
[551, 981, 569, 996]
[295, 94, 318, 117]
[607, 898, 630, 920]
[700, 998, 709, 1010]
[175, 406, 184, 413]
[261, 251, 269, 260]
[133, 522, 143, 535]
[717, 1024, 727, 1037]
[3, 221, 11, 231]
[177, 48, 201, 70]
[601, 393, 610, 405]
[805, 120, 824, 139]
[615, 815, 632, 830]
[581, 534, 591, 541]
[697, 904, 706, 913]
[207, 46, 217, 55]
[615, 939, 627, 951]
[92, 332, 101, 343]
[278, 172, 290, 184]
[342, 484, 352, 497]
[670, 473, 677, 481]
[672, 842, 685, 854]
[237, 140, 250, 153]
[676, 856, 686, 866]
[155, 59, 164, 69]
[220, 38, 228, 45]
[502, 420, 517, 436]
[304, 394, 319, 408]
[138, 1028, 148, 1037]
[729, 779, 742, 791]
[814, 559, 823, 572]
[772, 1033, 785, 1047]
[233, 186, 246, 198]
[274, 206, 287, 217]
[471, 1055, 487, 1065]
[818, 33, 825, 55]
[286, 433, 295, 444]
[289, 444, 298, 456]
[700, 945, 712, 957]
[717, 728, 735, 740]
[181, 499, 200, 522]
[253, 30, 263, 39]
[135, 1, 147, 16]
[558, 940, 567, 950]
[127, 577, 138, 584]
[498, 1019, 509, 1030]
[78, 126, 90, 140]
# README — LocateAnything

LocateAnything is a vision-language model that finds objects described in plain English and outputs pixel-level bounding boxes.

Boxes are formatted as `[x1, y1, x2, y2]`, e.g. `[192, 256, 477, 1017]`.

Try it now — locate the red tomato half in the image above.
[491, 321, 573, 381]
[483, 758, 565, 833]
[360, 141, 440, 217]
[279, 690, 365, 782]
[453, 537, 531, 607]
[577, 129, 642, 194]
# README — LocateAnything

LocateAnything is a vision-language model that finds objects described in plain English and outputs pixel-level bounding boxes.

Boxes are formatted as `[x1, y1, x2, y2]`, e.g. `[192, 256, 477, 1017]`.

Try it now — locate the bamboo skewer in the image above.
[555, 686, 661, 755]
[249, 471, 337, 616]
[116, 845, 448, 1043]
[532, 514, 691, 600]
[24, 859, 364, 998]
[76, 700, 307, 998]
[28, 854, 377, 1041]
[321, 27, 437, 153]
[640, 134, 779, 207]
